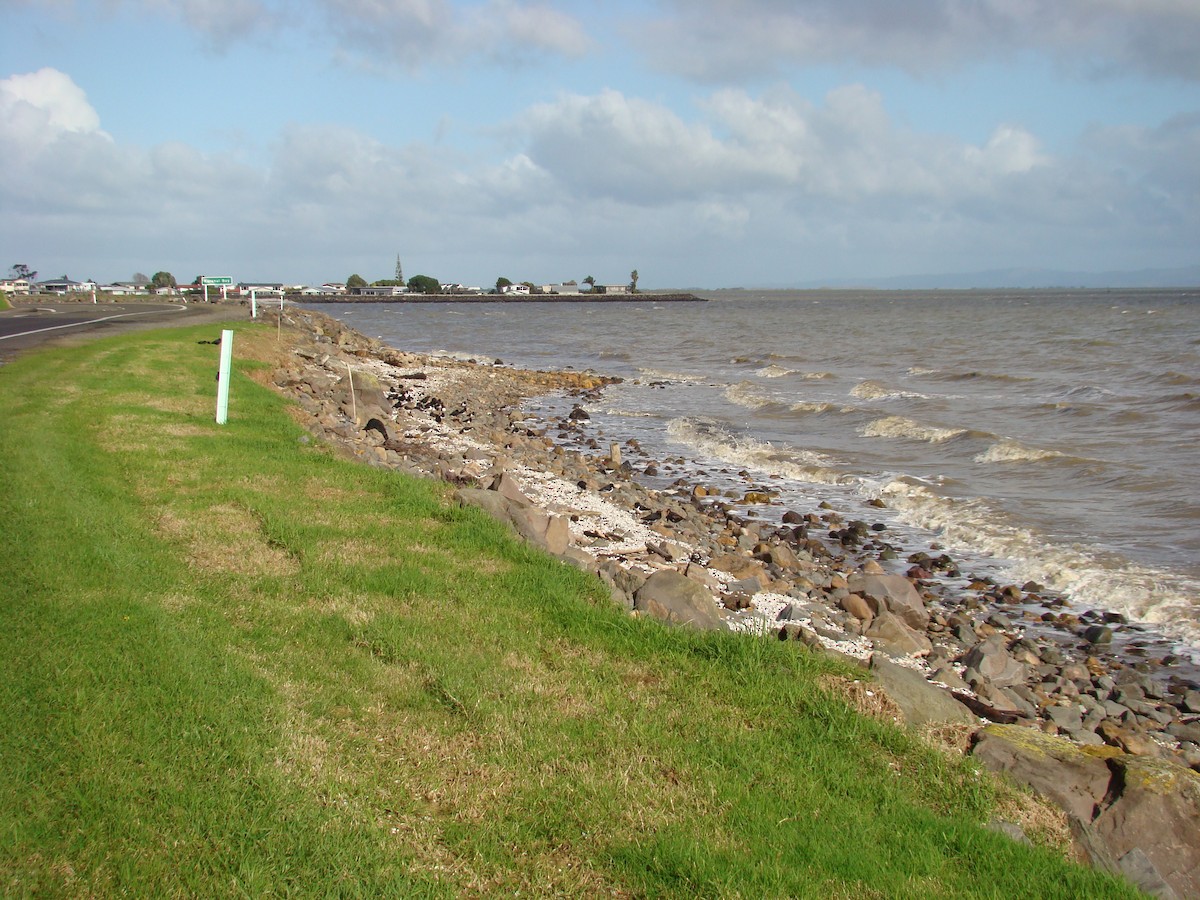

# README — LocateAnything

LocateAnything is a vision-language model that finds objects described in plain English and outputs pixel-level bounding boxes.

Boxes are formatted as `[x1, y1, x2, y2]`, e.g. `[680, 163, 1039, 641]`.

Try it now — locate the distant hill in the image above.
[788, 264, 1200, 291]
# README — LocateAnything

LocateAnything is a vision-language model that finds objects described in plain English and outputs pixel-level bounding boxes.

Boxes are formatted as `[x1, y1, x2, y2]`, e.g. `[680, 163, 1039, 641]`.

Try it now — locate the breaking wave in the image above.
[974, 439, 1070, 464]
[851, 380, 929, 401]
[666, 417, 844, 484]
[878, 478, 1200, 647]
[755, 364, 796, 378]
[860, 415, 968, 444]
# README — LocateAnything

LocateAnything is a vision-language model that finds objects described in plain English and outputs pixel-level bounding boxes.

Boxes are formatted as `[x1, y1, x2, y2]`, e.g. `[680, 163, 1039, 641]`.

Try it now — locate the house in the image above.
[36, 278, 94, 294]
[548, 283, 581, 295]
[500, 283, 530, 296]
[0, 278, 31, 294]
[593, 284, 630, 295]
[102, 282, 148, 296]
[237, 282, 284, 297]
[352, 285, 408, 297]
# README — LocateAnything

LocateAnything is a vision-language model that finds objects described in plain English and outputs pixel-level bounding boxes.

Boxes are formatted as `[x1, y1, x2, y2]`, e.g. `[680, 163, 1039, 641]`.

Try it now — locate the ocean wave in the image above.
[860, 415, 968, 444]
[636, 367, 709, 384]
[1056, 384, 1117, 403]
[1152, 370, 1200, 388]
[878, 479, 1200, 648]
[665, 417, 844, 484]
[802, 371, 835, 381]
[974, 439, 1069, 464]
[851, 380, 929, 401]
[724, 381, 773, 410]
[789, 400, 839, 415]
[755, 364, 796, 378]
[907, 366, 1033, 384]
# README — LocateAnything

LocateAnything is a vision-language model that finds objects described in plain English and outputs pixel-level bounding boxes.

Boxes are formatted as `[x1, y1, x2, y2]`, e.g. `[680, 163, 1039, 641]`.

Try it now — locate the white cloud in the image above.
[1, 69, 1194, 286]
[639, 0, 1200, 80]
[0, 68, 103, 135]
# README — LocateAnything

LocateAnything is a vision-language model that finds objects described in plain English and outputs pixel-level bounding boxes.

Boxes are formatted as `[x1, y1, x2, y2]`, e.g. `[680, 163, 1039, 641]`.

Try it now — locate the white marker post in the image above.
[250, 289, 257, 319]
[215, 329, 234, 424]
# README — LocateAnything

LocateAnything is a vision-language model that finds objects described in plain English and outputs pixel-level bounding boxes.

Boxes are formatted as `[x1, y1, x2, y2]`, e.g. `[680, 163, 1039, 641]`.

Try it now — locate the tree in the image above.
[151, 271, 176, 289]
[407, 274, 440, 294]
[132, 272, 150, 285]
[583, 275, 595, 290]
[630, 269, 639, 293]
[496, 276, 512, 291]
[9, 263, 37, 282]
[346, 273, 367, 289]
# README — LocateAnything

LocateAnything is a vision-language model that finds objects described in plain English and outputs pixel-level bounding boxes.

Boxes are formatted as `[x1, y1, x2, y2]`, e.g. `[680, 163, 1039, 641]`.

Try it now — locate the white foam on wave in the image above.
[851, 379, 929, 401]
[666, 417, 845, 484]
[803, 371, 835, 381]
[637, 367, 709, 384]
[789, 400, 838, 415]
[755, 364, 796, 378]
[860, 415, 967, 444]
[878, 479, 1200, 650]
[724, 381, 772, 410]
[974, 439, 1066, 464]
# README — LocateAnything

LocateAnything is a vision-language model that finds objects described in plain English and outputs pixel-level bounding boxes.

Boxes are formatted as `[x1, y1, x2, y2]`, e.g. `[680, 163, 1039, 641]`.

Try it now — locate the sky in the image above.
[1, 0, 1198, 289]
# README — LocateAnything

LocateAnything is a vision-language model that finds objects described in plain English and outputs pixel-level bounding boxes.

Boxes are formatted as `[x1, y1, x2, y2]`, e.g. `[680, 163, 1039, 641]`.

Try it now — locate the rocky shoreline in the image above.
[262, 307, 1198, 897]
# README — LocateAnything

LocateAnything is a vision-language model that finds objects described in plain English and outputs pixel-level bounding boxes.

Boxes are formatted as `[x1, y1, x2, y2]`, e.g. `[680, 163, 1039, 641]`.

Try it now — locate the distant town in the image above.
[1, 260, 650, 301]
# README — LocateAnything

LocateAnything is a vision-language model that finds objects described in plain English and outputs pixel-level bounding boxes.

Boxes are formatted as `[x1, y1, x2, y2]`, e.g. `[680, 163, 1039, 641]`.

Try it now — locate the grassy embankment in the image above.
[0, 321, 1139, 897]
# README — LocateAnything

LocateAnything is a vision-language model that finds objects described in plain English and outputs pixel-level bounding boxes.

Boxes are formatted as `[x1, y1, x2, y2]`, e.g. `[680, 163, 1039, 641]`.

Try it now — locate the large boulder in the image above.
[962, 636, 1028, 688]
[634, 570, 725, 631]
[868, 654, 977, 728]
[453, 487, 570, 556]
[848, 573, 929, 630]
[865, 611, 932, 657]
[1091, 756, 1200, 898]
[970, 724, 1116, 823]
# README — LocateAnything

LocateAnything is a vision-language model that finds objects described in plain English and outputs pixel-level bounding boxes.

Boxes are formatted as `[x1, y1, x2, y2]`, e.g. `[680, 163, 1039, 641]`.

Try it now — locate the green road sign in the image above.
[201, 276, 233, 285]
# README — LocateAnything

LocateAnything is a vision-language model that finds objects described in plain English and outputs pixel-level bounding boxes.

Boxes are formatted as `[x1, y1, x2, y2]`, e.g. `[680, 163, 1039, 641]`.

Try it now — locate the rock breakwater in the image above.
[263, 308, 1200, 897]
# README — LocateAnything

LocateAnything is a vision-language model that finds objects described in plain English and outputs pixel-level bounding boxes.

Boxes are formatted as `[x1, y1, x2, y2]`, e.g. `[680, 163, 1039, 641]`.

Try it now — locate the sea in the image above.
[304, 289, 1200, 660]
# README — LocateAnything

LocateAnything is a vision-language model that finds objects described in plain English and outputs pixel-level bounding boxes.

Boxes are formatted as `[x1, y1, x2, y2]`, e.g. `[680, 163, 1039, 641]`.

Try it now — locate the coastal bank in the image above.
[268, 305, 1199, 897]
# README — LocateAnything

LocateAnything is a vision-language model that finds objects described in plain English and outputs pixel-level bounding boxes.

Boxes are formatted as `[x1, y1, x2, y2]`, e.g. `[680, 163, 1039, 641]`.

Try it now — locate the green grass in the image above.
[0, 322, 1139, 897]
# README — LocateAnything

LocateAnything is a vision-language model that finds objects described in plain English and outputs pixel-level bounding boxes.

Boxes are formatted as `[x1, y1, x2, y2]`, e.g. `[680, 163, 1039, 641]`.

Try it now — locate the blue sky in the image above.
[2, 0, 1197, 288]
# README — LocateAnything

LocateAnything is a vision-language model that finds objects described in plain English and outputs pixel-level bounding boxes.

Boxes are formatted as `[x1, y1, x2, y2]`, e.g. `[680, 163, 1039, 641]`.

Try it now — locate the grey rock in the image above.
[848, 573, 930, 631]
[865, 611, 933, 657]
[961, 637, 1028, 688]
[868, 655, 978, 728]
[1092, 756, 1200, 899]
[970, 724, 1114, 823]
[634, 570, 725, 631]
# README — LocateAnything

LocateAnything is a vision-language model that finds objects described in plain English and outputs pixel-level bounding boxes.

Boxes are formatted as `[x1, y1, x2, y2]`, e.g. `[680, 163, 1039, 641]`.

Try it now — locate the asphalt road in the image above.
[0, 301, 250, 361]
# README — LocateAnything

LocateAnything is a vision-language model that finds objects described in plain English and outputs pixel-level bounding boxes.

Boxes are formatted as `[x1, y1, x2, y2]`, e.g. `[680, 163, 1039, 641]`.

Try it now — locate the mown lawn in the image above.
[0, 322, 1139, 897]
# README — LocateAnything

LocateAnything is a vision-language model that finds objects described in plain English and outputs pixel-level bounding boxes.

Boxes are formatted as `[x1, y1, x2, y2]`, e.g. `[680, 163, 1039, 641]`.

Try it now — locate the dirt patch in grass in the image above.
[157, 504, 300, 577]
[820, 674, 904, 727]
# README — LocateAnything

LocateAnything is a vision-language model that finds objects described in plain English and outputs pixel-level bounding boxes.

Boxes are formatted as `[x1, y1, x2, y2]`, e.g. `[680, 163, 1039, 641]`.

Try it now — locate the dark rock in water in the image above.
[568, 405, 590, 420]
[1084, 624, 1114, 645]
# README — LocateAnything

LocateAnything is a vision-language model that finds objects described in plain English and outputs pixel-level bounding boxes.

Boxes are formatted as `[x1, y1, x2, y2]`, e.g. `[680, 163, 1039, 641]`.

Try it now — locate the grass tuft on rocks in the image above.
[0, 322, 1138, 897]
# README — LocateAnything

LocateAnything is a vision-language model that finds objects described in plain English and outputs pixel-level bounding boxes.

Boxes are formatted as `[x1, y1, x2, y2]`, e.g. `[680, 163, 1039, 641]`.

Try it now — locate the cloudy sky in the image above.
[2, 0, 1198, 289]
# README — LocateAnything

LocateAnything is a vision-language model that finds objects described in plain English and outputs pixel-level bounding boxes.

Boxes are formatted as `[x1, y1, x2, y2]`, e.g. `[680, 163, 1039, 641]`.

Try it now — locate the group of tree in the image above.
[345, 273, 440, 293]
[8, 263, 37, 282]
[495, 273, 639, 292]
